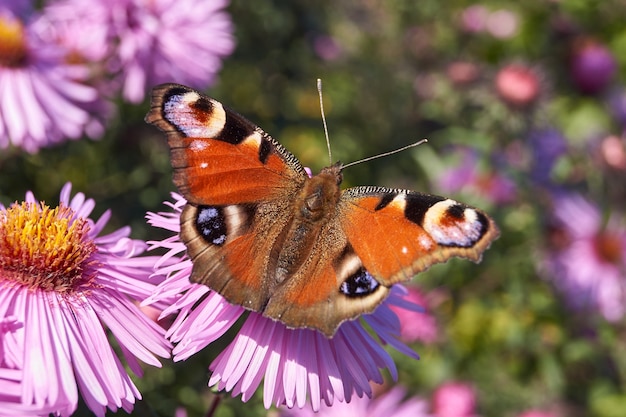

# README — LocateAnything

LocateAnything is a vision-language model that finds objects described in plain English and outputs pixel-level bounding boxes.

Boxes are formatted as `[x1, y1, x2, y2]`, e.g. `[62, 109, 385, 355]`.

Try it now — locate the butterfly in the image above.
[145, 83, 499, 337]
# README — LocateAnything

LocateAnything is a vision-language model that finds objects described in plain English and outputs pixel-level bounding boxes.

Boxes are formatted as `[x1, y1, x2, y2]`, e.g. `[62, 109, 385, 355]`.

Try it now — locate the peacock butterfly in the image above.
[145, 83, 499, 337]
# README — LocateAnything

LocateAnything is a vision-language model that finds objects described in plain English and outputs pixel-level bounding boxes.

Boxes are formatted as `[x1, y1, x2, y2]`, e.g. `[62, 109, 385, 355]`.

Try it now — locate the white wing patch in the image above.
[423, 199, 483, 247]
[164, 92, 226, 138]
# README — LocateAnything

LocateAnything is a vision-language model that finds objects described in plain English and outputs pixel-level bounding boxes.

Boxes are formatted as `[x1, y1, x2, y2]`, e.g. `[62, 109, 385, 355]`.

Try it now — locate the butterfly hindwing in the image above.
[339, 187, 499, 285]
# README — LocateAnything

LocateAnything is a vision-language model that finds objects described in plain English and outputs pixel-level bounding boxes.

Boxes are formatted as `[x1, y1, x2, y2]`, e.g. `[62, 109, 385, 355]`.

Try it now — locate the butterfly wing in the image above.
[339, 186, 499, 284]
[260, 186, 498, 336]
[146, 83, 308, 205]
[146, 84, 308, 311]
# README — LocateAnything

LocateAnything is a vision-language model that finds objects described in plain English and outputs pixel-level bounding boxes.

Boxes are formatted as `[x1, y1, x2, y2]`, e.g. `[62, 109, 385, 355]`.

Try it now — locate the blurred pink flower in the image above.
[0, 6, 109, 153]
[432, 381, 477, 417]
[485, 9, 519, 39]
[460, 5, 488, 33]
[543, 194, 626, 321]
[50, 0, 236, 103]
[0, 183, 171, 416]
[516, 411, 557, 417]
[145, 194, 421, 412]
[280, 386, 431, 417]
[389, 286, 438, 344]
[438, 147, 516, 205]
[495, 64, 540, 107]
[314, 35, 343, 61]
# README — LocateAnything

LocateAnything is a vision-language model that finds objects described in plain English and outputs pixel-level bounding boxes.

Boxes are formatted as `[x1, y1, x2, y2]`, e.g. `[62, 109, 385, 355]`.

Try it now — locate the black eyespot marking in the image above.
[196, 206, 227, 246]
[258, 137, 272, 164]
[192, 96, 213, 113]
[375, 194, 397, 211]
[340, 267, 380, 297]
[216, 111, 253, 144]
[404, 194, 446, 225]
[446, 203, 466, 219]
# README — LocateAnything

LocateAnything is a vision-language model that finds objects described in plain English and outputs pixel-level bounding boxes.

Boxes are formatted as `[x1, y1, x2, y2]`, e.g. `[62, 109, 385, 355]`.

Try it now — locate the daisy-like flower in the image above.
[50, 0, 236, 103]
[145, 194, 420, 411]
[0, 183, 171, 416]
[542, 194, 626, 321]
[388, 286, 438, 344]
[0, 4, 108, 153]
[437, 147, 516, 205]
[279, 386, 431, 417]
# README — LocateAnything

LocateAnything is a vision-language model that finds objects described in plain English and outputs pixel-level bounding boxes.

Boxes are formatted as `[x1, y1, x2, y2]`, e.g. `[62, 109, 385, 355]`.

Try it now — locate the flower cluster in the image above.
[0, 0, 234, 153]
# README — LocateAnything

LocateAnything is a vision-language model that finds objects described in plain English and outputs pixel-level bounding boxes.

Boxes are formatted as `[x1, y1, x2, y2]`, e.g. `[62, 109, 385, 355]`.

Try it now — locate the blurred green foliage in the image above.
[3, 1, 626, 416]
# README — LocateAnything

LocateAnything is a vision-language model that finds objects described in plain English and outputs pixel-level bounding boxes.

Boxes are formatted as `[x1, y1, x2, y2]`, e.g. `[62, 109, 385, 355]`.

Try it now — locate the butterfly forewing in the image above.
[146, 83, 307, 205]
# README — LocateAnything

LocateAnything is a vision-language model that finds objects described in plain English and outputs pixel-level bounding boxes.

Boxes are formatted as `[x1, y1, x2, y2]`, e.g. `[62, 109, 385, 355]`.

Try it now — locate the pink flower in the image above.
[516, 411, 557, 417]
[50, 0, 236, 103]
[432, 381, 477, 417]
[542, 194, 626, 321]
[438, 147, 516, 205]
[0, 183, 171, 416]
[495, 64, 540, 107]
[279, 386, 431, 417]
[0, 5, 108, 153]
[389, 286, 438, 344]
[145, 194, 421, 411]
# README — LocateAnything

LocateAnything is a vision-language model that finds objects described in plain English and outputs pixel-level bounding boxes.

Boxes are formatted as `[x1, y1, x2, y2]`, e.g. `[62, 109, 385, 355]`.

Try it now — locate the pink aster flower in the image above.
[388, 286, 438, 344]
[145, 194, 420, 411]
[516, 411, 558, 417]
[438, 147, 516, 205]
[542, 194, 626, 321]
[279, 386, 431, 417]
[0, 5, 108, 153]
[432, 381, 477, 417]
[0, 183, 171, 416]
[51, 0, 236, 103]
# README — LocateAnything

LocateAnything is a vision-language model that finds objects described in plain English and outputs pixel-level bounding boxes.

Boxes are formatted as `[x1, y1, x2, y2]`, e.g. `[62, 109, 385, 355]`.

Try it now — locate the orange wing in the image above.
[339, 187, 499, 285]
[145, 84, 307, 205]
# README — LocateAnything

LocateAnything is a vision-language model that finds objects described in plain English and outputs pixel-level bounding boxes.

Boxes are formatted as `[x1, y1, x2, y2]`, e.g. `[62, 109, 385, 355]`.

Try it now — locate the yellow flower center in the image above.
[0, 15, 28, 67]
[0, 202, 98, 293]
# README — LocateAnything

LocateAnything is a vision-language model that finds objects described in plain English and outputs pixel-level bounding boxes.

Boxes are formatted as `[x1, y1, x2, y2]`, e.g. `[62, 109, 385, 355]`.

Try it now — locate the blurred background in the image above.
[2, 1, 626, 416]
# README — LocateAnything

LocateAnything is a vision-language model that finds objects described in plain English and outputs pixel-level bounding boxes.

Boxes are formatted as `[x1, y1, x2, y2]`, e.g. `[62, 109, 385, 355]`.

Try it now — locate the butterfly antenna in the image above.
[317, 78, 333, 165]
[342, 139, 429, 170]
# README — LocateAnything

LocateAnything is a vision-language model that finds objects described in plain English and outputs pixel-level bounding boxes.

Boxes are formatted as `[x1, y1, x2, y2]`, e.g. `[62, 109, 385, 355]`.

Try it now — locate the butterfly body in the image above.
[146, 83, 499, 337]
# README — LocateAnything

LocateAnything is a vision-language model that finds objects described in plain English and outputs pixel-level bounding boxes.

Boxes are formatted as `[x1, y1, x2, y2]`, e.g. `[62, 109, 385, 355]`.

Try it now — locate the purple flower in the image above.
[388, 286, 438, 344]
[145, 194, 421, 411]
[50, 0, 236, 103]
[0, 183, 171, 416]
[0, 5, 109, 153]
[608, 88, 626, 129]
[279, 386, 431, 417]
[570, 40, 617, 95]
[542, 194, 626, 321]
[528, 128, 568, 187]
[437, 147, 516, 205]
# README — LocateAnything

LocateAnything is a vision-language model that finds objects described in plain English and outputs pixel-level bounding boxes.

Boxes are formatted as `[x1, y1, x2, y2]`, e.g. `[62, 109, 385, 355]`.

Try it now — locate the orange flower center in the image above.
[0, 202, 98, 293]
[593, 232, 623, 265]
[0, 15, 28, 67]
